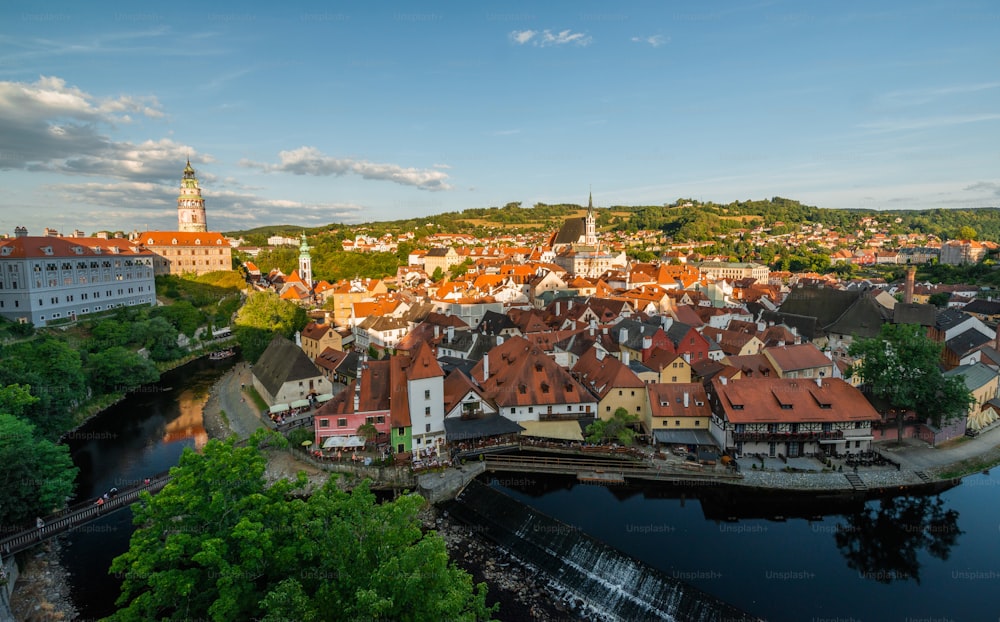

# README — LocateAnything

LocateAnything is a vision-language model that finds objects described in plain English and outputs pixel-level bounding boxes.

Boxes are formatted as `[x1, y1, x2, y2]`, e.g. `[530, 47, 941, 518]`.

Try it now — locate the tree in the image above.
[139, 316, 184, 361]
[86, 346, 160, 394]
[431, 267, 445, 282]
[956, 225, 977, 241]
[848, 323, 974, 443]
[0, 410, 78, 526]
[927, 292, 951, 308]
[0, 337, 87, 437]
[585, 408, 639, 446]
[108, 434, 495, 621]
[234, 291, 309, 362]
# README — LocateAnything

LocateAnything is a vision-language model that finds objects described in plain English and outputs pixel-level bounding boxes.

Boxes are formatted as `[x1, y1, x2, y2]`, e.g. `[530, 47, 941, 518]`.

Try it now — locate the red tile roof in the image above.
[711, 376, 879, 424]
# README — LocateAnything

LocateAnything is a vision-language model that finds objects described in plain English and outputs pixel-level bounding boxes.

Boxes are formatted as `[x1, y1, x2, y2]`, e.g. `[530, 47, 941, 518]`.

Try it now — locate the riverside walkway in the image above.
[0, 472, 172, 557]
[484, 454, 744, 484]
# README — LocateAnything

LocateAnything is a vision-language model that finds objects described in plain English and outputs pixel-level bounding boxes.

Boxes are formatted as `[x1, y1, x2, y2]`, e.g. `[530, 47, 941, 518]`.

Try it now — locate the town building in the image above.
[0, 228, 156, 326]
[252, 334, 332, 405]
[708, 376, 880, 458]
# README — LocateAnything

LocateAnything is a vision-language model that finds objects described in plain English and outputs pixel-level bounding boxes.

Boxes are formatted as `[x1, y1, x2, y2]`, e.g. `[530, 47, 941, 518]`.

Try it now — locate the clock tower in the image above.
[177, 159, 208, 233]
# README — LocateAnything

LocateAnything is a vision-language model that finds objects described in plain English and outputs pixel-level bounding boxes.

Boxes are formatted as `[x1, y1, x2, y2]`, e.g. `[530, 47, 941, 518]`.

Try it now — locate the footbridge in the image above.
[1, 472, 171, 557]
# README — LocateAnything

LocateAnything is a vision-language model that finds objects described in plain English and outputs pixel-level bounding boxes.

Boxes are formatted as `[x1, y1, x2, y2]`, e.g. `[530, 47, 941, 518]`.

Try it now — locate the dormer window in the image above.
[195, 239, 201, 245]
[42, 246, 53, 256]
[147, 238, 154, 245]
[171, 238, 178, 245]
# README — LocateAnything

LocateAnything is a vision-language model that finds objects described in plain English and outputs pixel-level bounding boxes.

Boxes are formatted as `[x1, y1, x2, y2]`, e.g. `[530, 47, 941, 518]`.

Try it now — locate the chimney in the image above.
[483, 353, 489, 382]
[434, 325, 440, 339]
[568, 300, 574, 310]
[815, 377, 822, 387]
[622, 351, 630, 366]
[496, 335, 504, 346]
[448, 325, 455, 342]
[904, 266, 916, 305]
[619, 327, 628, 344]
[720, 376, 727, 385]
[642, 336, 653, 350]
[683, 392, 690, 408]
[555, 301, 561, 316]
[596, 349, 605, 361]
[683, 352, 691, 364]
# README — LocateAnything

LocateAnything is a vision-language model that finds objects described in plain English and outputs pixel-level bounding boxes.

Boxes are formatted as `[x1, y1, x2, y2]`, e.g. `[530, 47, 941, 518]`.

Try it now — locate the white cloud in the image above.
[0, 76, 201, 182]
[241, 146, 452, 191]
[509, 29, 591, 47]
[877, 82, 1000, 107]
[47, 180, 367, 230]
[631, 34, 669, 47]
[510, 30, 537, 45]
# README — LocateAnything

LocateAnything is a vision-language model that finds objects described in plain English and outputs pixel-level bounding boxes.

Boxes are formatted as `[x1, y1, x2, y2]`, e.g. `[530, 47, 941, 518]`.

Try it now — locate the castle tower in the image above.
[585, 191, 597, 245]
[298, 233, 313, 288]
[177, 159, 208, 233]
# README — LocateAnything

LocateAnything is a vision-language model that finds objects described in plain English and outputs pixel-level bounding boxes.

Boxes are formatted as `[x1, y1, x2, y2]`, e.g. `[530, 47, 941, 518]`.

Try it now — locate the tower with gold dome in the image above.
[177, 159, 208, 233]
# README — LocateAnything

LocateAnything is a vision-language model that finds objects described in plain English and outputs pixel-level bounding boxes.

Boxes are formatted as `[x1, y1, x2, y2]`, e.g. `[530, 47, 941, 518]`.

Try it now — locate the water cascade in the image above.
[446, 479, 757, 622]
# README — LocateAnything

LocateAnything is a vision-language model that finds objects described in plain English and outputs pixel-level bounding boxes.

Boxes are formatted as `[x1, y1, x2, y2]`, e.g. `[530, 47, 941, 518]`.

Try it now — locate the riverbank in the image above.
[8, 541, 77, 622]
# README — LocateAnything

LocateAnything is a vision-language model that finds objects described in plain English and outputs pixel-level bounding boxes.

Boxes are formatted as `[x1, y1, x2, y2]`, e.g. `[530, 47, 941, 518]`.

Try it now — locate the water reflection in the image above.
[836, 495, 963, 584]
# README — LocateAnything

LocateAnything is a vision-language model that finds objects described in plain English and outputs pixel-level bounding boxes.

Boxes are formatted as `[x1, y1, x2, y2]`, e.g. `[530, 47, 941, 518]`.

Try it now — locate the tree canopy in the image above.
[585, 408, 640, 445]
[0, 407, 78, 526]
[233, 290, 309, 362]
[108, 434, 495, 621]
[847, 323, 973, 439]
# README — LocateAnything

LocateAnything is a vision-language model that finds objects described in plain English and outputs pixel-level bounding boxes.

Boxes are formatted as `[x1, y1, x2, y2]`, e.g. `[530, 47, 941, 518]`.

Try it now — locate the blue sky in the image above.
[1, 0, 999, 235]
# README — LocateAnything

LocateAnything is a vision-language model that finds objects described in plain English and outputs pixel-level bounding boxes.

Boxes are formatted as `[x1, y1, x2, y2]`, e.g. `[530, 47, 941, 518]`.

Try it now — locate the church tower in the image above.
[585, 191, 597, 245]
[298, 233, 313, 288]
[177, 159, 208, 233]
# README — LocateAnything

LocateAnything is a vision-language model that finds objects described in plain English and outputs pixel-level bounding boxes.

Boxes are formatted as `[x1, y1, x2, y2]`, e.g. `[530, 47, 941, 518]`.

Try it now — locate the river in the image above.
[493, 473, 998, 622]
[59, 356, 232, 621]
[58, 356, 998, 621]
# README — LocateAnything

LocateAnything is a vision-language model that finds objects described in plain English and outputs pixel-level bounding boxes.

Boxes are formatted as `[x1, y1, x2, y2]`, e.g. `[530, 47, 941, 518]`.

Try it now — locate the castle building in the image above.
[0, 227, 156, 327]
[177, 159, 208, 233]
[136, 161, 232, 276]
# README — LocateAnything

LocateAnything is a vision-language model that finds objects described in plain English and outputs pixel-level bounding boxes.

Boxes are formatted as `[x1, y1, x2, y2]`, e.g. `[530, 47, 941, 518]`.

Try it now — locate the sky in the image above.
[1, 0, 999, 235]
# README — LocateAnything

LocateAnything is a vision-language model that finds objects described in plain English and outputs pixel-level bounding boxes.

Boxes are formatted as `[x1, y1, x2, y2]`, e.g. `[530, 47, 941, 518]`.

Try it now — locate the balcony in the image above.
[733, 430, 843, 443]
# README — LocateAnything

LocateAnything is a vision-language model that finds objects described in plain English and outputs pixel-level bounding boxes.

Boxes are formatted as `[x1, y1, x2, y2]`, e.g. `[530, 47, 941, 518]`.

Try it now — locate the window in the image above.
[320, 419, 329, 428]
[695, 420, 700, 426]
[675, 420, 680, 426]
[606, 405, 611, 412]
[424, 406, 431, 416]
[855, 441, 861, 448]
[425, 424, 431, 433]
[424, 389, 430, 400]
[510, 408, 515, 414]
[528, 407, 533, 414]
[337, 418, 347, 427]
[397, 427, 404, 435]
[671, 376, 678, 382]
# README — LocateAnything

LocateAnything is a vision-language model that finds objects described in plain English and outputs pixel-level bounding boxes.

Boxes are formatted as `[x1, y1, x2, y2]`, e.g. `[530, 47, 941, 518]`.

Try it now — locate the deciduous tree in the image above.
[848, 323, 973, 442]
[108, 433, 495, 621]
[0, 410, 78, 526]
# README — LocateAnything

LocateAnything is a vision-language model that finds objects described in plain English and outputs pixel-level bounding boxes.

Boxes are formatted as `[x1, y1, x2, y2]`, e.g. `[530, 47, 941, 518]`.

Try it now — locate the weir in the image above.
[446, 479, 758, 622]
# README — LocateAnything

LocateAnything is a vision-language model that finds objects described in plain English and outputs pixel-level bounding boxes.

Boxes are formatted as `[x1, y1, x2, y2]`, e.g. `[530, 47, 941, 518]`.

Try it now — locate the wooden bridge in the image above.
[0, 472, 172, 557]
[483, 454, 743, 485]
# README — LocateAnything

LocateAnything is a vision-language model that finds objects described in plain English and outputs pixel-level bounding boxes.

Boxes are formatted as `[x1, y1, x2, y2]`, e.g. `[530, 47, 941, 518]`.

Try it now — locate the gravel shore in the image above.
[9, 541, 78, 622]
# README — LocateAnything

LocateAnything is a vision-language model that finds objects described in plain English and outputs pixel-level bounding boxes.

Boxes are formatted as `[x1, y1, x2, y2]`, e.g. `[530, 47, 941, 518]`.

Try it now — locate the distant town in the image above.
[3, 161, 1000, 468]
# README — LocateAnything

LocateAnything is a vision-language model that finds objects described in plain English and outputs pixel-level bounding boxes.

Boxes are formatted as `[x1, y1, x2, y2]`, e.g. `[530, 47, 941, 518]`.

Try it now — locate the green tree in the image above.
[585, 407, 639, 445]
[86, 346, 160, 394]
[956, 225, 977, 241]
[108, 434, 495, 621]
[234, 291, 308, 362]
[432, 267, 445, 282]
[0, 337, 86, 437]
[928, 292, 951, 308]
[0, 410, 78, 526]
[848, 324, 974, 443]
[139, 316, 184, 361]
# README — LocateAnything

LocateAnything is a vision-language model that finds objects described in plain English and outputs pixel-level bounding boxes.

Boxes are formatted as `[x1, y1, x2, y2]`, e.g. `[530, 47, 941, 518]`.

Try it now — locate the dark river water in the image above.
[58, 357, 999, 621]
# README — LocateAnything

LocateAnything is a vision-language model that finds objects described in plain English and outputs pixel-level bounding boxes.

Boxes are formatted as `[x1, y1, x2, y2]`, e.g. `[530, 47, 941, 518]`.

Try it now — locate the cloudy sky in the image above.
[2, 0, 999, 235]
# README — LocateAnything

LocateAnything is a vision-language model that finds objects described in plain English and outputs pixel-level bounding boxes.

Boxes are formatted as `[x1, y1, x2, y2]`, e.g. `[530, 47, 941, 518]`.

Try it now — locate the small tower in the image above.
[298, 233, 313, 289]
[177, 159, 208, 233]
[584, 190, 597, 245]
